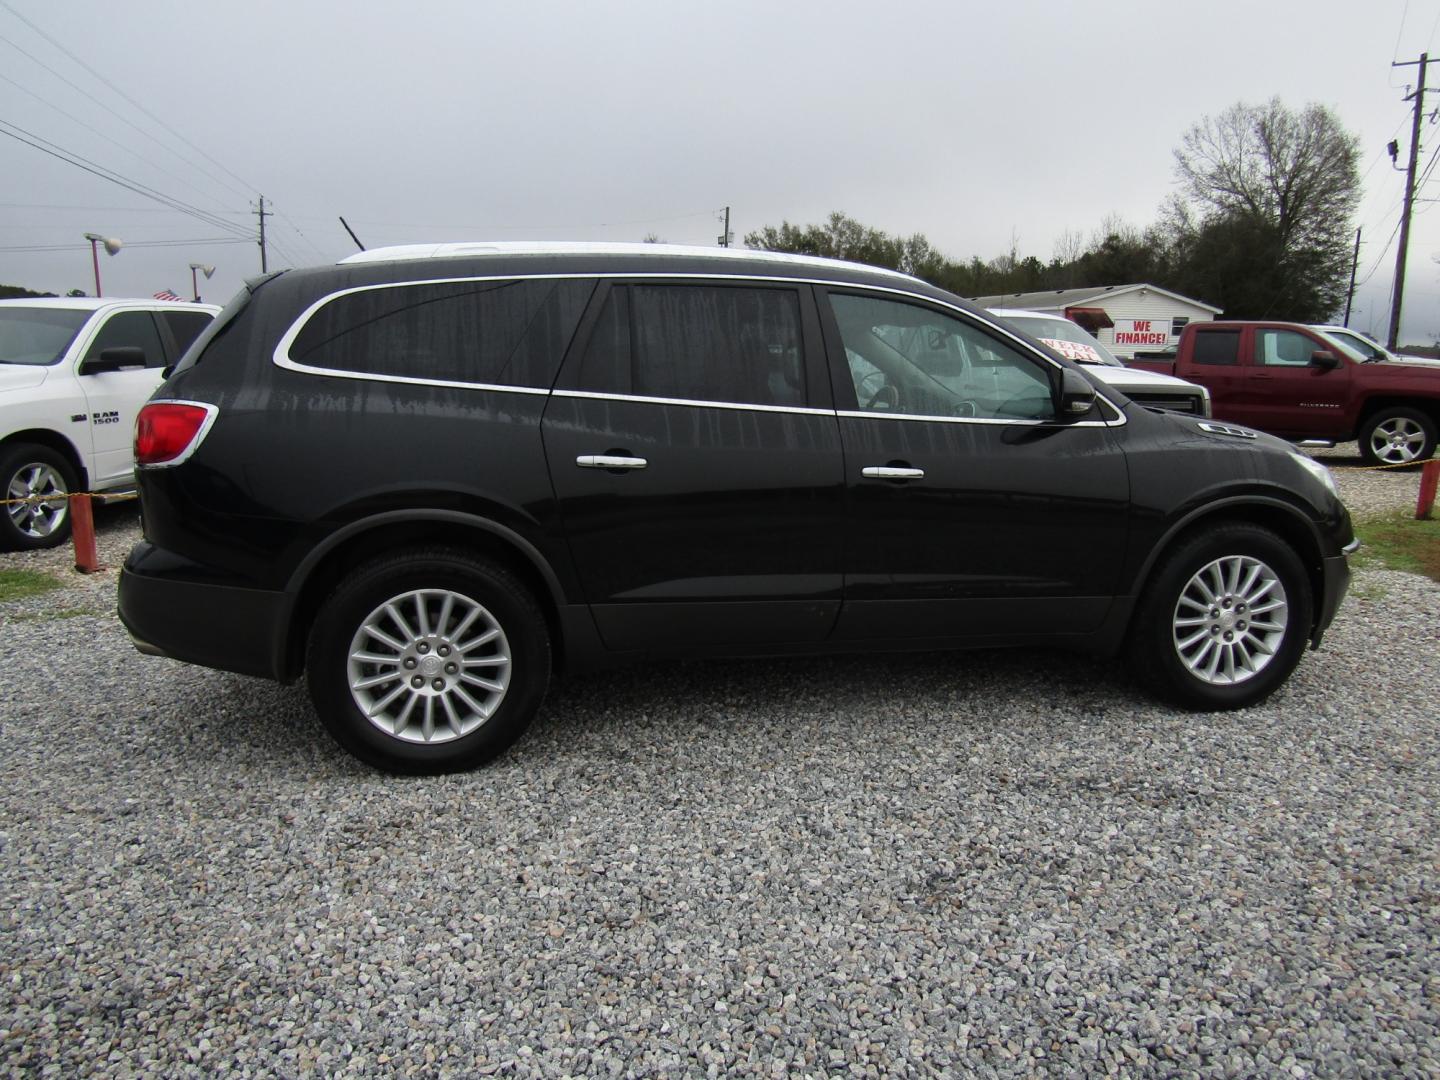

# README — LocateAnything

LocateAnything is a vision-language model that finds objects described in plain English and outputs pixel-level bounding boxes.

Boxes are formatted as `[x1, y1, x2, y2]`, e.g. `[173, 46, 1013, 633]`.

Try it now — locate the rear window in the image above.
[1191, 329, 1240, 366]
[287, 278, 594, 388]
[0, 307, 90, 366]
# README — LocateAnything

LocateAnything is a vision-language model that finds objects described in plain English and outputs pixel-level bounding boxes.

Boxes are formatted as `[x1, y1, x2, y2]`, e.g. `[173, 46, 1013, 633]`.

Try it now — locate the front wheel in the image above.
[306, 548, 551, 773]
[1128, 524, 1313, 710]
[1, 444, 77, 551]
[1359, 407, 1436, 466]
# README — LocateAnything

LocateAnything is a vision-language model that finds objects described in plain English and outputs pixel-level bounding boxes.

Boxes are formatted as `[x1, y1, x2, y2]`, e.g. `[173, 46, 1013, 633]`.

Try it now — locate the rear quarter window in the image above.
[286, 278, 594, 388]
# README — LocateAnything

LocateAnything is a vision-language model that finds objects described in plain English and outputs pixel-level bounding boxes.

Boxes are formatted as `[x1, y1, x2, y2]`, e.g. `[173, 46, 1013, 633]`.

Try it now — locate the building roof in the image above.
[969, 283, 1222, 315]
[340, 241, 922, 283]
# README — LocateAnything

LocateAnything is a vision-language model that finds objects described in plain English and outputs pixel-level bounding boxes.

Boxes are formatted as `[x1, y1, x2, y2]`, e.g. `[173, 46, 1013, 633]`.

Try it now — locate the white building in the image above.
[970, 284, 1222, 359]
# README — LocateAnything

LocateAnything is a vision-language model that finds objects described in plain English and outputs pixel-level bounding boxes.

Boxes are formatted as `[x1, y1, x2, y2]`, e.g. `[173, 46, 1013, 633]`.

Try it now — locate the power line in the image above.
[0, 118, 252, 238]
[0, 237, 252, 253]
[0, 1, 255, 200]
[0, 30, 247, 210]
[0, 70, 233, 211]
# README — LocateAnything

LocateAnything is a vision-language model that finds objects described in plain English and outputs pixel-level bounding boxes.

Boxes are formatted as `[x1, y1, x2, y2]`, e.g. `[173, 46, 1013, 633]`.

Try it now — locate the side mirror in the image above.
[79, 346, 147, 375]
[1310, 350, 1341, 370]
[1058, 367, 1096, 417]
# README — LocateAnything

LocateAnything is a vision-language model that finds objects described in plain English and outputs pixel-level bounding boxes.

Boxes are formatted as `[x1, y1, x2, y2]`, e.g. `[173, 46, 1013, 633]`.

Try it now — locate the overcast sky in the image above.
[2, 0, 1439, 342]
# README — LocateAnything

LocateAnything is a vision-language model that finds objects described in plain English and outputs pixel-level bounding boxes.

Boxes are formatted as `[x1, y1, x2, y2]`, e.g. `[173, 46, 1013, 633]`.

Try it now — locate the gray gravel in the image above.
[3, 478, 1439, 1077]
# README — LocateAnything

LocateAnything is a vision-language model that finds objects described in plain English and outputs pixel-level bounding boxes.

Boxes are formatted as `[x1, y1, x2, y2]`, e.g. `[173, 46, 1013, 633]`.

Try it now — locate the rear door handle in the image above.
[862, 466, 925, 481]
[577, 454, 648, 470]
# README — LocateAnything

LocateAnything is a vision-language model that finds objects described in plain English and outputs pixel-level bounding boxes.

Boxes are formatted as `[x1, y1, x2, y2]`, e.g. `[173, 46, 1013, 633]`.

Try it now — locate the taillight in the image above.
[134, 401, 217, 467]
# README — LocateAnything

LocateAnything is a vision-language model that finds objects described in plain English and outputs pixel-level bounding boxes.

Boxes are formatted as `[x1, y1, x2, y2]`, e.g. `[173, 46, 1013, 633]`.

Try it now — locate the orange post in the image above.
[1418, 459, 1440, 520]
[69, 493, 100, 573]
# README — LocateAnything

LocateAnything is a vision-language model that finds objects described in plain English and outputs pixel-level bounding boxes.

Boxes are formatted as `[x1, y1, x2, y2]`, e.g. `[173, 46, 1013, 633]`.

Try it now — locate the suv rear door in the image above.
[818, 288, 1131, 640]
[541, 280, 845, 650]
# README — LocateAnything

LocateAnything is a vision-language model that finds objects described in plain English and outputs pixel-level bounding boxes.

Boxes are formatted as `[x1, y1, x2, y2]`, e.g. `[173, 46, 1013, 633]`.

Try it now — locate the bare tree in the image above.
[1171, 98, 1360, 319]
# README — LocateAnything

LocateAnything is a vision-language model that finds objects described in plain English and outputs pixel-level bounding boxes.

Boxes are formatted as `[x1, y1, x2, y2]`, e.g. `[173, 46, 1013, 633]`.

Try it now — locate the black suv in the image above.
[119, 244, 1355, 773]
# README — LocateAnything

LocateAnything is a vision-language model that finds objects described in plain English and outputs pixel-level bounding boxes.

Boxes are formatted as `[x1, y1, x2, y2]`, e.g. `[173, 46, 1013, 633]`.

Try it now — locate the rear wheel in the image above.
[1359, 406, 1436, 466]
[306, 548, 550, 773]
[1, 444, 77, 551]
[1128, 524, 1312, 710]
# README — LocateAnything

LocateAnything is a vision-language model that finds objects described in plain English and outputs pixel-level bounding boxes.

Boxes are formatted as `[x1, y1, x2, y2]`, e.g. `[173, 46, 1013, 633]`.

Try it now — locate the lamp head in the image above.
[86, 234, 124, 255]
[189, 263, 216, 278]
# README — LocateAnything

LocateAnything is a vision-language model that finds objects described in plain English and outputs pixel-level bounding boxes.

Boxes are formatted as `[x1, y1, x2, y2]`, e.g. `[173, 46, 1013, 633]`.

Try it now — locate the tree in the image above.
[1169, 98, 1360, 320]
[0, 284, 57, 300]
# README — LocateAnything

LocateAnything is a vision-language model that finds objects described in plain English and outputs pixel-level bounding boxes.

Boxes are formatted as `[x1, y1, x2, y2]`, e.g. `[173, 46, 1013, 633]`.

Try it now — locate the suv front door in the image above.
[819, 289, 1131, 641]
[542, 280, 845, 650]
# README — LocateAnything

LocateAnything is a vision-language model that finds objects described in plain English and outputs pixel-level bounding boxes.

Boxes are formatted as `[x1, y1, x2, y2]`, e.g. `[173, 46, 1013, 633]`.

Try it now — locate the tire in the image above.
[1128, 524, 1313, 711]
[1, 443, 77, 552]
[306, 547, 551, 774]
[1358, 406, 1436, 466]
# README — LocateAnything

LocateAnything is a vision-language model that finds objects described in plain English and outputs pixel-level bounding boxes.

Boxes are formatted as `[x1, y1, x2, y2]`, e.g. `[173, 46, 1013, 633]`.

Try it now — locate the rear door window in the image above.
[569, 284, 806, 407]
[1191, 330, 1241, 366]
[287, 278, 594, 388]
[158, 310, 214, 357]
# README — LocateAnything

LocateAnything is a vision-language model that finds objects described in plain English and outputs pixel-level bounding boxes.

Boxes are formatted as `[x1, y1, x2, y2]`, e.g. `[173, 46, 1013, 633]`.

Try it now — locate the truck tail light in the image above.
[135, 401, 218, 467]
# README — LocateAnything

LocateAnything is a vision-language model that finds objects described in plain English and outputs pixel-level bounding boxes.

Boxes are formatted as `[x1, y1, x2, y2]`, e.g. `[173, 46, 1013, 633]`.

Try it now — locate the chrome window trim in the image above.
[551, 388, 832, 417]
[270, 271, 1123, 427]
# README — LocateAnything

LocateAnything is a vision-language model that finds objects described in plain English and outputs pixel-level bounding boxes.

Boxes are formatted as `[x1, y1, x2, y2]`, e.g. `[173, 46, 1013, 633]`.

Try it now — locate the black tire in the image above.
[1128, 524, 1313, 711]
[1358, 406, 1437, 466]
[306, 547, 551, 774]
[0, 443, 77, 552]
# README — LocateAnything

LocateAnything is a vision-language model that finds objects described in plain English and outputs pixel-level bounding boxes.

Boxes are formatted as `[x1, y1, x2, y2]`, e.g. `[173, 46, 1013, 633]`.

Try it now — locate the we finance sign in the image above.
[1114, 319, 1172, 347]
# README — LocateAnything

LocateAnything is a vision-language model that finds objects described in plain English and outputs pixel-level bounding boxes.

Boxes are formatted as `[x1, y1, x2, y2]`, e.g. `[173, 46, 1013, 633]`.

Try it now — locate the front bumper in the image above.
[1310, 546, 1354, 649]
[118, 544, 289, 680]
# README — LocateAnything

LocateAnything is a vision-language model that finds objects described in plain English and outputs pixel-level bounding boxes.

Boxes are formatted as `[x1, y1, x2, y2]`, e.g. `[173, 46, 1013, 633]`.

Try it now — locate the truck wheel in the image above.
[1128, 524, 1312, 710]
[1, 444, 77, 551]
[305, 547, 551, 774]
[1359, 407, 1436, 466]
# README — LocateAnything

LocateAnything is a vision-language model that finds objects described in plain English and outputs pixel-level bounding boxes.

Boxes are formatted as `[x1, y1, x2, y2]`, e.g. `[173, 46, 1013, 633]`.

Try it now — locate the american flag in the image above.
[153, 289, 184, 301]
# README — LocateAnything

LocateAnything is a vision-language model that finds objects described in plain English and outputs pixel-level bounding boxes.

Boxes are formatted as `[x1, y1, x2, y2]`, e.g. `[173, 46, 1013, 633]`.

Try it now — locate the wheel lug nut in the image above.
[432, 678, 445, 690]
[403, 658, 417, 669]
[411, 676, 424, 688]
[1224, 631, 1233, 641]
[439, 645, 450, 657]
[445, 662, 457, 674]
[417, 642, 430, 654]
[1210, 626, 1220, 635]
[1238, 621, 1247, 631]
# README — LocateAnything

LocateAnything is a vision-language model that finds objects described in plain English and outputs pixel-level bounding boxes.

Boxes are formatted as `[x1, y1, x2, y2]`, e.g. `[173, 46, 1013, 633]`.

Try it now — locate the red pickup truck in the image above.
[1128, 321, 1440, 465]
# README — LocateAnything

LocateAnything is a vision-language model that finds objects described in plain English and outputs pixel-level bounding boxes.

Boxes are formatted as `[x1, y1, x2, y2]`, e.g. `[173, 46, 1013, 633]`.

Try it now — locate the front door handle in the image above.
[861, 466, 925, 481]
[577, 454, 648, 470]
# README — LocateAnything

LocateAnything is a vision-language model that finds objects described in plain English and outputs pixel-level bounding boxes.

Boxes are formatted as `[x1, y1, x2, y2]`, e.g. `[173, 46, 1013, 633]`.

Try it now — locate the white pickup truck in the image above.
[1, 297, 219, 550]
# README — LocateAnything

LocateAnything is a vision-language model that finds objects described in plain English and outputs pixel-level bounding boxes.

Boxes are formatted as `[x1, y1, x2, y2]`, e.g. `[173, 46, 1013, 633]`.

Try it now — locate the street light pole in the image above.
[82, 232, 122, 297]
[188, 262, 215, 302]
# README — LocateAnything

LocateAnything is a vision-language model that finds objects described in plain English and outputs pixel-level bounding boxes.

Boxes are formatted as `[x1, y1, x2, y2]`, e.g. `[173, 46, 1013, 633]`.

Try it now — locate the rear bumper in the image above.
[118, 547, 289, 680]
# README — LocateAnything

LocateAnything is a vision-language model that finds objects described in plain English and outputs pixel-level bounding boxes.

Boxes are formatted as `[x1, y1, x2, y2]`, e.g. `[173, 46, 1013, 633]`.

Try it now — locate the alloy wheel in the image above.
[346, 588, 512, 744]
[6, 462, 69, 540]
[1369, 416, 1428, 465]
[1172, 555, 1288, 686]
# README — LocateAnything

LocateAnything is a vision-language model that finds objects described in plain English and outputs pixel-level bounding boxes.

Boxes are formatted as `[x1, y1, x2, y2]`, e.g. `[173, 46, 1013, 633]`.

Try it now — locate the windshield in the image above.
[0, 307, 91, 366]
[1002, 314, 1124, 367]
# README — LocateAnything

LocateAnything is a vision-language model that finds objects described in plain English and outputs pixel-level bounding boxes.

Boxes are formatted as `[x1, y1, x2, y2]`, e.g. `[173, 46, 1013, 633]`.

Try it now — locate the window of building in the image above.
[289, 279, 593, 387]
[1191, 329, 1241, 366]
[1171, 316, 1190, 337]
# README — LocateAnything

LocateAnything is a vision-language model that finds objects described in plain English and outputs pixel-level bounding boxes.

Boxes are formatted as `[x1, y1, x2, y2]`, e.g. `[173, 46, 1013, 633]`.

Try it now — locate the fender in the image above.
[279, 507, 567, 619]
[1127, 494, 1326, 598]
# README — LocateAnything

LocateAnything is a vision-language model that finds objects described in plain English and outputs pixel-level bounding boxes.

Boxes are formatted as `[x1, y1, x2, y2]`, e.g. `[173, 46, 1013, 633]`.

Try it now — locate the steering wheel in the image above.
[857, 370, 899, 410]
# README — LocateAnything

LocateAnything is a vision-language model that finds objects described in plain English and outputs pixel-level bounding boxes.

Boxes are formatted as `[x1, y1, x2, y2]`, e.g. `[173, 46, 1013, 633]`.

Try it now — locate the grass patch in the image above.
[0, 568, 63, 601]
[1352, 513, 1440, 582]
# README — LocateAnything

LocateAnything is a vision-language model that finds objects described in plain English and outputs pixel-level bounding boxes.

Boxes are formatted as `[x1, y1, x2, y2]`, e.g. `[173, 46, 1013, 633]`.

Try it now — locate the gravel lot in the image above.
[3, 452, 1438, 1077]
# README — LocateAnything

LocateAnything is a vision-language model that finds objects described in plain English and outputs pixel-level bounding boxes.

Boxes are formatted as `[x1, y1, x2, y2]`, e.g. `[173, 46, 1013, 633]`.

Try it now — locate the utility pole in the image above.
[256, 194, 271, 273]
[1388, 53, 1429, 350]
[1343, 227, 1361, 326]
[717, 206, 732, 248]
